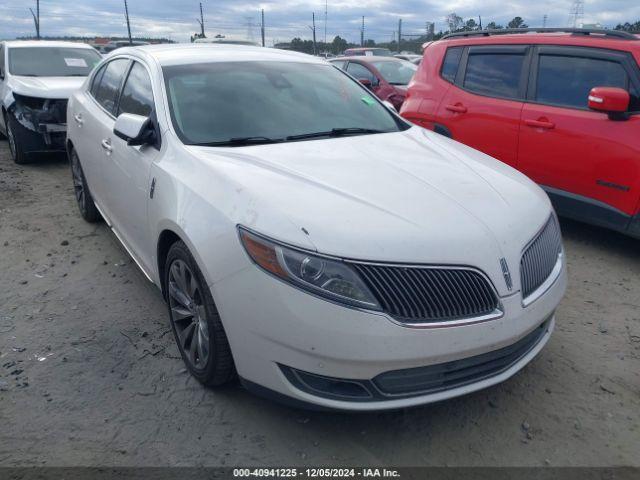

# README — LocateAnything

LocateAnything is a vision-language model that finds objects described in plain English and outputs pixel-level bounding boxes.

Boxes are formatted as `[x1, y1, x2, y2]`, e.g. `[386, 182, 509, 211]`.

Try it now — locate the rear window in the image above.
[8, 47, 101, 77]
[93, 59, 129, 115]
[441, 47, 462, 83]
[463, 52, 525, 99]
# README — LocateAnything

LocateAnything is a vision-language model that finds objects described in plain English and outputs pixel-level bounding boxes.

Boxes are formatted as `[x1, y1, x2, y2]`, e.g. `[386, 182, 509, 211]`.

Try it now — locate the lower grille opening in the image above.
[279, 317, 551, 402]
[373, 319, 550, 396]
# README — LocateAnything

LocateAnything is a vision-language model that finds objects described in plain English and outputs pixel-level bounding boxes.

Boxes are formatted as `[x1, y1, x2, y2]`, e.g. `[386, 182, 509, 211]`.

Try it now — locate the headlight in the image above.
[238, 227, 381, 310]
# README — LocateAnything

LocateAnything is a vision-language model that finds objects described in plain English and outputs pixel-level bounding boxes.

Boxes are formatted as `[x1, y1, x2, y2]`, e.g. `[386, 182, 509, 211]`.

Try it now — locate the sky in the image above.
[1, 0, 639, 45]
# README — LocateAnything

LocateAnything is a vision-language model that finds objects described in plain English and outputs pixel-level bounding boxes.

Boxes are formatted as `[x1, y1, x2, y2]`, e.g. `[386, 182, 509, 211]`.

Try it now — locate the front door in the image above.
[436, 45, 530, 168]
[103, 60, 159, 273]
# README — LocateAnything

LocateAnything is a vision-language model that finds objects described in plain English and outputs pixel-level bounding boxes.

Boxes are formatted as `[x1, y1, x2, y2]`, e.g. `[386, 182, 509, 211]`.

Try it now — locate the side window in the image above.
[93, 58, 129, 115]
[347, 62, 375, 83]
[331, 60, 346, 70]
[536, 55, 629, 110]
[463, 52, 525, 99]
[90, 64, 107, 97]
[441, 47, 462, 83]
[0, 44, 5, 79]
[117, 62, 154, 117]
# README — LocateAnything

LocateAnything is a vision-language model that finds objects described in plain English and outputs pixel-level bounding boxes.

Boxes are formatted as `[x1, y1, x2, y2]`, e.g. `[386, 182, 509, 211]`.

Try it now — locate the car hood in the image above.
[188, 127, 552, 296]
[8, 75, 86, 99]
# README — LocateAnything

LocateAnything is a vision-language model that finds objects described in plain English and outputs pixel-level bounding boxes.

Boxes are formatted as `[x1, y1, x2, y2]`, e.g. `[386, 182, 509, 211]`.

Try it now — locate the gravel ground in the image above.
[0, 140, 639, 467]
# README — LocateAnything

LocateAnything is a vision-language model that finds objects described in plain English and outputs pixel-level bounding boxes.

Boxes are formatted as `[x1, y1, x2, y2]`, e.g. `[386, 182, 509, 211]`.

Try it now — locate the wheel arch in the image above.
[157, 229, 183, 300]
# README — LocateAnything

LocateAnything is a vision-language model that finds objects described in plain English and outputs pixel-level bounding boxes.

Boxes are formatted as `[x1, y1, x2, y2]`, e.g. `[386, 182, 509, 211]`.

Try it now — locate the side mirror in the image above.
[382, 100, 397, 112]
[358, 78, 372, 89]
[588, 87, 630, 119]
[113, 113, 154, 146]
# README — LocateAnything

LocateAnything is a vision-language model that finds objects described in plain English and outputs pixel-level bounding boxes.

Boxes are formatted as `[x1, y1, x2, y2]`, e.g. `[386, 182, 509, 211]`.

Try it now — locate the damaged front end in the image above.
[9, 93, 68, 153]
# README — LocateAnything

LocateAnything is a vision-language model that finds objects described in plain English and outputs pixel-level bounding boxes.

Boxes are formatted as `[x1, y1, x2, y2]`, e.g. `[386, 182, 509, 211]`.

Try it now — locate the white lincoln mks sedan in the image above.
[66, 44, 567, 411]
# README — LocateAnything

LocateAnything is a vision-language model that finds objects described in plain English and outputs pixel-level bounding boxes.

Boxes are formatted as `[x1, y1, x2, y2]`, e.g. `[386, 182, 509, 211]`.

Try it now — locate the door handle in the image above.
[445, 103, 467, 114]
[73, 113, 83, 125]
[524, 118, 555, 129]
[101, 138, 113, 154]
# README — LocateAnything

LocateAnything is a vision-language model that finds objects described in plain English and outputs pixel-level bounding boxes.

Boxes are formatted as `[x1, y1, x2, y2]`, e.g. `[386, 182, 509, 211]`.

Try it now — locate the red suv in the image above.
[401, 28, 640, 238]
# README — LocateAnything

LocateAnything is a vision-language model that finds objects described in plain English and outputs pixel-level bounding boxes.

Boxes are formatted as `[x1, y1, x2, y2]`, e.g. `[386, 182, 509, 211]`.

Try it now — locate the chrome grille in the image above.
[520, 216, 562, 299]
[350, 263, 499, 323]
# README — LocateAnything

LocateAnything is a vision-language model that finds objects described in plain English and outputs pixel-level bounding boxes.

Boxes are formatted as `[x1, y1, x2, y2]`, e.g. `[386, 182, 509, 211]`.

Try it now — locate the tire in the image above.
[69, 148, 100, 222]
[165, 241, 235, 386]
[6, 113, 28, 164]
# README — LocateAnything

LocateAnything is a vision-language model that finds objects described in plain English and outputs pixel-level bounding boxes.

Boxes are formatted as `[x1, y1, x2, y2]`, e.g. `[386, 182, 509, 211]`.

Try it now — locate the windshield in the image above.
[8, 47, 101, 77]
[163, 61, 407, 145]
[370, 60, 417, 85]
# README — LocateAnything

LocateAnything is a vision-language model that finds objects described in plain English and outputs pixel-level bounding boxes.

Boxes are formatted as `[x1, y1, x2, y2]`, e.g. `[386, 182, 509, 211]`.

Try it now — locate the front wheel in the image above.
[69, 148, 100, 222]
[165, 241, 235, 386]
[6, 114, 28, 164]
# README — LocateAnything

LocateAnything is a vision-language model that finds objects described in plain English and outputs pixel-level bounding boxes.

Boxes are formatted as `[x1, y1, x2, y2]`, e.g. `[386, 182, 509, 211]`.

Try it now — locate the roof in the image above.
[3, 40, 95, 50]
[113, 43, 327, 66]
[438, 28, 640, 52]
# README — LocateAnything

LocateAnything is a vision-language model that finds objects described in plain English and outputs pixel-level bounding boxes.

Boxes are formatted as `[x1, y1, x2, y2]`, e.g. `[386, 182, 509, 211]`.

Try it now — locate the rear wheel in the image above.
[165, 241, 235, 386]
[6, 114, 28, 164]
[69, 148, 100, 222]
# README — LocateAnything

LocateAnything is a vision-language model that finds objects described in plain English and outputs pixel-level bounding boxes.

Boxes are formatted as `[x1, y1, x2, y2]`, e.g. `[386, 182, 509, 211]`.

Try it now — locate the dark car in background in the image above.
[330, 56, 417, 110]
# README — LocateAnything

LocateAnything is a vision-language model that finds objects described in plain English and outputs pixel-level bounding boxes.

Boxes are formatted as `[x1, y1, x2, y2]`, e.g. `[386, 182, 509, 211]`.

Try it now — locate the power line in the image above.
[569, 0, 584, 28]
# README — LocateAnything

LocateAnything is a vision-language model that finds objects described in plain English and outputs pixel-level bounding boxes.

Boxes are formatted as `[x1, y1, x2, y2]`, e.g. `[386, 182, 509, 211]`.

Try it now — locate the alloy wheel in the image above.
[167, 259, 210, 369]
[6, 121, 16, 159]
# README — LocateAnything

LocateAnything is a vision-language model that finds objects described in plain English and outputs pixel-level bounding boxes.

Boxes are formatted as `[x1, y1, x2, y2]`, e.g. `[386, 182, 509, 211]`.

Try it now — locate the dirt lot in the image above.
[0, 139, 638, 467]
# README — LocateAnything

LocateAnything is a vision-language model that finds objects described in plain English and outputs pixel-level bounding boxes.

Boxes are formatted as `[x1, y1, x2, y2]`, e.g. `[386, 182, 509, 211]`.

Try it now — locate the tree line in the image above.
[282, 15, 640, 56]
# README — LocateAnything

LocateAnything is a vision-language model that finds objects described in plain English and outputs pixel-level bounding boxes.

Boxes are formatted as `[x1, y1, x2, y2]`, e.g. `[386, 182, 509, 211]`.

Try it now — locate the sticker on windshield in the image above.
[64, 58, 88, 68]
[361, 96, 375, 106]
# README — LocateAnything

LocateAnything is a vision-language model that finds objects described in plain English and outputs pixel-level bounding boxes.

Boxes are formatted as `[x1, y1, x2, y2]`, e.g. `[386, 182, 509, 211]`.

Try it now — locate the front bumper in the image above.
[10, 96, 67, 154]
[214, 259, 566, 411]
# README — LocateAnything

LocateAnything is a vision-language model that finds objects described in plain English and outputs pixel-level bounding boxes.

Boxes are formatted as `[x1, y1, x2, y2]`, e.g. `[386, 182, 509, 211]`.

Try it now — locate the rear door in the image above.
[518, 46, 640, 225]
[72, 57, 131, 216]
[436, 45, 530, 168]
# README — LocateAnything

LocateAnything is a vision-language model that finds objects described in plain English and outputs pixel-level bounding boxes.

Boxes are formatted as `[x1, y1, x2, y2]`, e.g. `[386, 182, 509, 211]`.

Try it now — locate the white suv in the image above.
[0, 41, 101, 163]
[66, 44, 566, 411]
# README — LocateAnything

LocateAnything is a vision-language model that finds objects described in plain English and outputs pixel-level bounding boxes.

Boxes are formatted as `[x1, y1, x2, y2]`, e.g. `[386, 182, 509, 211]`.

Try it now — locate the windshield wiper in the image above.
[286, 127, 387, 141]
[192, 136, 285, 147]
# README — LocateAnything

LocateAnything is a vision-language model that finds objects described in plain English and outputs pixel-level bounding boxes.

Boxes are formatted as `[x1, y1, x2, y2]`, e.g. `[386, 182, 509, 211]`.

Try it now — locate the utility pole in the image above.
[397, 18, 402, 53]
[324, 0, 327, 45]
[312, 13, 317, 55]
[543, 14, 548, 28]
[199, 2, 205, 37]
[261, 9, 265, 47]
[124, 0, 132, 45]
[361, 16, 364, 47]
[29, 0, 40, 40]
[478, 15, 482, 30]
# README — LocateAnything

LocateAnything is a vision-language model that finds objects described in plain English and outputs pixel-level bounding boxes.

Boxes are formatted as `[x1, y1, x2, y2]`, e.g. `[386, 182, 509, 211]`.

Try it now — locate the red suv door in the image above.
[435, 45, 530, 168]
[519, 46, 640, 229]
